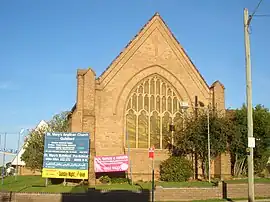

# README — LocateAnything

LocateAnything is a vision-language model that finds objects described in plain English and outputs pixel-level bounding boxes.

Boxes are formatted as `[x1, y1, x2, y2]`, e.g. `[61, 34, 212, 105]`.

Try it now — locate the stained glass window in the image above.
[125, 75, 184, 149]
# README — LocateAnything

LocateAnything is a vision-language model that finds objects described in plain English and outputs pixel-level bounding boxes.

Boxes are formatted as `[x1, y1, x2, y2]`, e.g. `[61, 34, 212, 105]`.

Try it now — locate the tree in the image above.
[226, 107, 247, 176]
[170, 104, 270, 179]
[48, 111, 70, 132]
[21, 111, 69, 171]
[21, 127, 46, 171]
[171, 109, 234, 179]
[253, 105, 270, 174]
[228, 105, 270, 176]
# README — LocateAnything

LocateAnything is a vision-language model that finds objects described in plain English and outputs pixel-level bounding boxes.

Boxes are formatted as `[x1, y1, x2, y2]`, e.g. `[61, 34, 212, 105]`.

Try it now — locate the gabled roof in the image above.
[68, 68, 95, 115]
[210, 80, 225, 89]
[69, 103, 76, 115]
[97, 12, 209, 90]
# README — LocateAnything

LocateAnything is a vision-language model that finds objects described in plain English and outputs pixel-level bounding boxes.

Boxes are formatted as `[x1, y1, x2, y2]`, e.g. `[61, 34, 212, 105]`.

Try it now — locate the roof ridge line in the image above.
[97, 12, 159, 81]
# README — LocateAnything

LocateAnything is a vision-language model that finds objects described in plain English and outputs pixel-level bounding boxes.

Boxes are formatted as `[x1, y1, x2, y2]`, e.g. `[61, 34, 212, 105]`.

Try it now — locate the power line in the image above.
[254, 14, 270, 17]
[250, 0, 264, 18]
[248, 0, 264, 25]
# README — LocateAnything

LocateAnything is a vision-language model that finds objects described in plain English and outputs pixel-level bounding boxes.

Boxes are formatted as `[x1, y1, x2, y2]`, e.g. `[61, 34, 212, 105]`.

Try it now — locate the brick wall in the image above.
[68, 13, 230, 183]
[224, 183, 270, 199]
[1, 183, 270, 202]
[155, 183, 270, 201]
[155, 186, 221, 201]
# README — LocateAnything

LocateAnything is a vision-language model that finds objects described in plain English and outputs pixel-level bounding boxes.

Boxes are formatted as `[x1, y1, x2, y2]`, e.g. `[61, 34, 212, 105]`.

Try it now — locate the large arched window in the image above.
[125, 75, 185, 149]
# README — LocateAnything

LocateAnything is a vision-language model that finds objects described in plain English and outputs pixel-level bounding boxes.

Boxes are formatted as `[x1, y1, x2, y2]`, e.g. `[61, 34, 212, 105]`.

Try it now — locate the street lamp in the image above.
[180, 101, 189, 130]
[196, 102, 211, 183]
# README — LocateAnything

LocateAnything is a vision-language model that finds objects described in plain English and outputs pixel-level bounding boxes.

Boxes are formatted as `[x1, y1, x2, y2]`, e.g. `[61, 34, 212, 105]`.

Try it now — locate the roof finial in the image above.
[154, 12, 160, 16]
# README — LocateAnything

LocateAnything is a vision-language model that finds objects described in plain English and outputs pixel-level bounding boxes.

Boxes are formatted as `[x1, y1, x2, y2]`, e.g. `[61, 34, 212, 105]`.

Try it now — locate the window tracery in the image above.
[125, 75, 184, 149]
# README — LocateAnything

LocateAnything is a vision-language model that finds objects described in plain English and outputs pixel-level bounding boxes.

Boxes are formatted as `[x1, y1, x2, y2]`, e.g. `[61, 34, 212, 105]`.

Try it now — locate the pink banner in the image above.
[94, 155, 129, 173]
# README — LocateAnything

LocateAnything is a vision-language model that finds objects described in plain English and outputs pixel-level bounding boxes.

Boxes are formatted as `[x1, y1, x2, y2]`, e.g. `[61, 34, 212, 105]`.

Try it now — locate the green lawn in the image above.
[1, 176, 270, 202]
[0, 175, 87, 193]
[0, 176, 216, 193]
[0, 175, 269, 193]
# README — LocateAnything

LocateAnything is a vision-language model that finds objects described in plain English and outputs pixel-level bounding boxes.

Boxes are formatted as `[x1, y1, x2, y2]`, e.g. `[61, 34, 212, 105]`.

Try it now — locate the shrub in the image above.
[99, 175, 111, 184]
[111, 177, 128, 184]
[160, 156, 193, 182]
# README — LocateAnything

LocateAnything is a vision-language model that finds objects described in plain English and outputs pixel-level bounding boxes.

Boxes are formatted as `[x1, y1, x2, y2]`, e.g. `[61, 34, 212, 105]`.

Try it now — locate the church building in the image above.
[67, 13, 231, 183]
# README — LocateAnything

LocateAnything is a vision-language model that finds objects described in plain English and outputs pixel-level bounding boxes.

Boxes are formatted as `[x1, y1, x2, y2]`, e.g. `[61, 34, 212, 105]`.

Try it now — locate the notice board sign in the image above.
[42, 132, 90, 179]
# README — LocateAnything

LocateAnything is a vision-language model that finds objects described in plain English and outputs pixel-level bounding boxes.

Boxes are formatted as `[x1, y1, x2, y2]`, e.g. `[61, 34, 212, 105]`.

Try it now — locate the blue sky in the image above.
[0, 0, 269, 162]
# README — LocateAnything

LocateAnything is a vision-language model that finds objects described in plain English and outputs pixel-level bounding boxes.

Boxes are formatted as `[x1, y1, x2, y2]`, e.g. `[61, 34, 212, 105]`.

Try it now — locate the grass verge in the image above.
[1, 175, 269, 193]
[0, 176, 216, 192]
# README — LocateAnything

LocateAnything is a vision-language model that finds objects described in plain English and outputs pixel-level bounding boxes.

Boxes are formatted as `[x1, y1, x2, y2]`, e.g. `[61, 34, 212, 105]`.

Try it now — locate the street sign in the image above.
[149, 146, 155, 202]
[248, 137, 255, 148]
[148, 146, 154, 159]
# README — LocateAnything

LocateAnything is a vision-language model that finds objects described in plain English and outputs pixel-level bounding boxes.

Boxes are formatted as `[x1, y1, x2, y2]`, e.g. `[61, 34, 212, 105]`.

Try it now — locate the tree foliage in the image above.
[21, 127, 47, 171]
[171, 109, 233, 178]
[253, 105, 270, 174]
[48, 111, 70, 132]
[21, 111, 69, 171]
[229, 104, 270, 175]
[170, 104, 270, 178]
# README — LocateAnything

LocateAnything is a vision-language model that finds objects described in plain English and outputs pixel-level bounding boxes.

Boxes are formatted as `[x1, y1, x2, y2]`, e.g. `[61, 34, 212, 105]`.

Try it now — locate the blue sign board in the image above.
[42, 132, 90, 179]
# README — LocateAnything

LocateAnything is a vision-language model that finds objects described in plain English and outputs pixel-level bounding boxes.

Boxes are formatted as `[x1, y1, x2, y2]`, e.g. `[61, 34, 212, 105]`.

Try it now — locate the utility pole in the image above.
[207, 105, 211, 183]
[16, 129, 25, 181]
[244, 8, 255, 202]
[16, 131, 21, 181]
